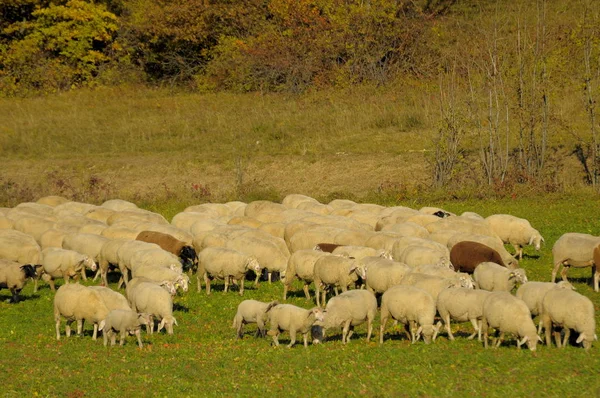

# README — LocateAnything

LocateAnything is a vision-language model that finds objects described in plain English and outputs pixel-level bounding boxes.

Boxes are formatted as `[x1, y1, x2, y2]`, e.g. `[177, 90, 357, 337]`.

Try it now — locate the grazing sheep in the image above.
[283, 250, 331, 300]
[437, 288, 492, 341]
[95, 239, 129, 286]
[399, 273, 463, 301]
[88, 286, 131, 311]
[100, 309, 150, 348]
[232, 300, 279, 338]
[288, 226, 343, 253]
[0, 260, 38, 303]
[126, 277, 178, 298]
[473, 262, 528, 292]
[541, 289, 597, 350]
[131, 266, 189, 293]
[197, 247, 261, 295]
[244, 200, 287, 218]
[266, 304, 325, 348]
[380, 222, 430, 238]
[364, 232, 404, 252]
[362, 256, 412, 294]
[127, 281, 178, 334]
[107, 209, 168, 226]
[481, 292, 541, 351]
[312, 255, 366, 307]
[331, 245, 392, 260]
[62, 233, 109, 280]
[379, 285, 440, 344]
[391, 236, 448, 263]
[12, 215, 56, 243]
[552, 233, 600, 292]
[398, 244, 451, 269]
[0, 228, 42, 267]
[411, 263, 475, 289]
[54, 283, 110, 340]
[225, 235, 288, 284]
[39, 247, 97, 291]
[39, 229, 67, 250]
[319, 290, 377, 344]
[426, 216, 497, 238]
[135, 231, 198, 271]
[114, 240, 163, 287]
[447, 232, 517, 268]
[127, 247, 183, 274]
[515, 281, 575, 334]
[449, 241, 509, 273]
[486, 214, 544, 260]
[101, 225, 140, 240]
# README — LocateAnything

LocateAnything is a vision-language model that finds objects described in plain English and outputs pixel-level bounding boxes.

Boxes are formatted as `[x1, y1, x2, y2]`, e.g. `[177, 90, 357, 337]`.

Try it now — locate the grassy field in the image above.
[1, 87, 599, 396]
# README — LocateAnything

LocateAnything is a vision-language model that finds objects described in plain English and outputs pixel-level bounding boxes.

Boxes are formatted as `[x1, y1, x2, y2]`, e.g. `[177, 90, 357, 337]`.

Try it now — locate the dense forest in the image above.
[1, 0, 599, 193]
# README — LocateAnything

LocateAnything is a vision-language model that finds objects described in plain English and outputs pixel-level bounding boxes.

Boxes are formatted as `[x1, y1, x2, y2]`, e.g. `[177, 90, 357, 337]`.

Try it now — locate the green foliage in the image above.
[0, 0, 122, 94]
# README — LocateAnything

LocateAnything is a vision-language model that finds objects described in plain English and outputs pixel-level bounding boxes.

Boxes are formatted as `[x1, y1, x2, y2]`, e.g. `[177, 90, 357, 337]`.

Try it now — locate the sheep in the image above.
[399, 273, 463, 301]
[39, 247, 98, 291]
[12, 215, 56, 243]
[88, 286, 132, 310]
[172, 212, 223, 233]
[486, 214, 545, 259]
[0, 229, 42, 266]
[0, 260, 38, 303]
[127, 281, 178, 334]
[319, 289, 377, 344]
[473, 262, 528, 292]
[95, 239, 129, 286]
[391, 236, 448, 262]
[380, 222, 429, 238]
[288, 226, 344, 253]
[114, 240, 163, 287]
[436, 288, 492, 341]
[312, 255, 366, 307]
[39, 229, 67, 250]
[225, 235, 288, 284]
[411, 263, 475, 289]
[136, 230, 197, 272]
[426, 215, 497, 237]
[197, 247, 261, 295]
[283, 250, 331, 300]
[36, 195, 70, 207]
[232, 300, 279, 338]
[0, 216, 14, 229]
[53, 283, 110, 340]
[541, 289, 597, 350]
[447, 232, 517, 269]
[461, 211, 485, 220]
[134, 222, 193, 245]
[362, 256, 412, 294]
[265, 304, 325, 348]
[100, 309, 150, 348]
[551, 232, 600, 292]
[481, 292, 541, 351]
[282, 194, 320, 209]
[398, 244, 451, 269]
[379, 285, 440, 344]
[244, 200, 287, 218]
[126, 277, 178, 298]
[364, 232, 404, 252]
[131, 266, 189, 293]
[107, 209, 168, 226]
[449, 241, 509, 273]
[515, 281, 575, 334]
[331, 245, 392, 260]
[101, 199, 139, 212]
[62, 233, 109, 280]
[101, 225, 140, 240]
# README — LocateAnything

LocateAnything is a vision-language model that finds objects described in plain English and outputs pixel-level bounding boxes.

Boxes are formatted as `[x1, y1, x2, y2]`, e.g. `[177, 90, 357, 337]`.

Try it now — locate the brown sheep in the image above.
[450, 241, 506, 273]
[313, 243, 343, 253]
[136, 231, 197, 272]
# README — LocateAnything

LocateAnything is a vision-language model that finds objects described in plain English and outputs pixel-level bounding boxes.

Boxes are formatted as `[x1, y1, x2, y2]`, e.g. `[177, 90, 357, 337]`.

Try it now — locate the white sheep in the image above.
[486, 214, 544, 260]
[473, 262, 528, 292]
[0, 260, 38, 302]
[197, 247, 261, 295]
[266, 304, 325, 348]
[411, 263, 475, 289]
[225, 235, 289, 283]
[88, 286, 132, 311]
[312, 255, 366, 307]
[362, 256, 412, 294]
[100, 309, 150, 348]
[114, 240, 163, 287]
[53, 283, 109, 340]
[101, 199, 139, 212]
[36, 195, 70, 207]
[127, 281, 178, 334]
[95, 239, 129, 286]
[391, 236, 448, 263]
[379, 285, 440, 344]
[398, 244, 451, 269]
[283, 249, 331, 300]
[331, 245, 392, 260]
[364, 232, 404, 252]
[0, 229, 42, 266]
[39, 247, 97, 291]
[515, 281, 575, 333]
[399, 273, 463, 301]
[101, 225, 140, 240]
[12, 215, 56, 243]
[131, 265, 189, 293]
[426, 215, 497, 237]
[380, 222, 430, 238]
[551, 232, 600, 292]
[541, 288, 597, 350]
[436, 288, 492, 341]
[39, 229, 67, 250]
[319, 289, 377, 344]
[126, 277, 177, 298]
[481, 292, 541, 351]
[232, 300, 279, 338]
[62, 232, 109, 280]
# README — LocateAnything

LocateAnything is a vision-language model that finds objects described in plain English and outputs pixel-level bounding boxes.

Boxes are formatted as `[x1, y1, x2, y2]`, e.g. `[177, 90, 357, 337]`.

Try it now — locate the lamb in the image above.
[131, 266, 189, 293]
[399, 273, 464, 301]
[232, 300, 279, 338]
[379, 285, 440, 344]
[473, 262, 528, 292]
[362, 256, 412, 294]
[100, 309, 150, 348]
[481, 292, 541, 351]
[127, 281, 178, 334]
[551, 232, 600, 292]
[61, 233, 109, 280]
[39, 247, 98, 291]
[136, 230, 197, 271]
[0, 260, 38, 303]
[515, 281, 575, 333]
[541, 289, 597, 350]
[449, 241, 510, 273]
[398, 244, 451, 269]
[283, 249, 331, 300]
[312, 255, 366, 307]
[436, 288, 492, 341]
[319, 289, 377, 344]
[54, 283, 110, 340]
[265, 304, 325, 348]
[486, 214, 544, 260]
[197, 247, 261, 295]
[411, 263, 475, 289]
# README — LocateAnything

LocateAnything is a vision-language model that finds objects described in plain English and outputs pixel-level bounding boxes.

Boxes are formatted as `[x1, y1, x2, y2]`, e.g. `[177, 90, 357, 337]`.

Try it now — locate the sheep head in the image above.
[529, 231, 544, 251]
[245, 257, 261, 273]
[158, 280, 177, 295]
[81, 256, 97, 272]
[158, 316, 178, 334]
[175, 274, 189, 292]
[20, 264, 37, 279]
[509, 268, 528, 284]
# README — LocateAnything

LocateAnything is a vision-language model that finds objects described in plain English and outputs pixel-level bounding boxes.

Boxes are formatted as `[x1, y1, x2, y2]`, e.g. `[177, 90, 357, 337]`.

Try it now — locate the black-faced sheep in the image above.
[0, 260, 38, 303]
[136, 230, 197, 272]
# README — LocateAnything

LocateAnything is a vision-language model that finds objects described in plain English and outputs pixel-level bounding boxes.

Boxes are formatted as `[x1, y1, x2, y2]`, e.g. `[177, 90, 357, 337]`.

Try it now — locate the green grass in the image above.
[1, 196, 600, 397]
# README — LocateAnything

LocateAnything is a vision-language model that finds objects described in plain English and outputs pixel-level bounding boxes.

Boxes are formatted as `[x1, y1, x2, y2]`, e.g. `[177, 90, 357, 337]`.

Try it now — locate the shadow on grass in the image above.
[173, 303, 189, 312]
[0, 292, 41, 303]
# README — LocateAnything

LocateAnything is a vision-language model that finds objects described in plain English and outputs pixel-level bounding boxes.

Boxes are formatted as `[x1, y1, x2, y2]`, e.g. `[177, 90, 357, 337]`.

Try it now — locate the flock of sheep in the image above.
[0, 193, 597, 351]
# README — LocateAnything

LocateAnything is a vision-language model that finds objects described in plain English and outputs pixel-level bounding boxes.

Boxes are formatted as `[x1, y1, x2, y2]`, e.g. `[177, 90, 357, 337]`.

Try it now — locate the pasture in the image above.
[1, 195, 599, 397]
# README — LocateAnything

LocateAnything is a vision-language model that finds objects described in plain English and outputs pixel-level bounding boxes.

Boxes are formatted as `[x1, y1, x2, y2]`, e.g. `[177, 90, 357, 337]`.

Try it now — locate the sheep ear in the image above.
[173, 317, 178, 327]
[98, 320, 106, 332]
[158, 319, 166, 332]
[576, 333, 586, 344]
[348, 266, 357, 275]
[537, 335, 543, 342]
[528, 236, 534, 245]
[518, 336, 529, 347]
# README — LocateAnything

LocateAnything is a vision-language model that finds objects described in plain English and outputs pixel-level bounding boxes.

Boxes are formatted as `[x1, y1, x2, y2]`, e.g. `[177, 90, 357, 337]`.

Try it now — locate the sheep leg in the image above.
[444, 314, 455, 341]
[593, 264, 599, 292]
[238, 278, 245, 296]
[366, 319, 373, 342]
[551, 262, 562, 283]
[135, 330, 143, 348]
[80, 267, 87, 281]
[256, 318, 264, 338]
[147, 316, 154, 335]
[346, 327, 355, 342]
[268, 272, 272, 284]
[562, 329, 570, 347]
[77, 319, 84, 336]
[482, 318, 489, 348]
[55, 316, 62, 340]
[554, 330, 562, 348]
[303, 283, 311, 301]
[119, 330, 126, 346]
[93, 324, 99, 340]
[196, 273, 203, 292]
[542, 314, 553, 346]
[103, 330, 109, 347]
[494, 332, 504, 348]
[314, 281, 321, 307]
[223, 277, 229, 293]
[288, 329, 297, 348]
[282, 284, 289, 300]
[48, 278, 56, 292]
[110, 331, 116, 346]
[254, 272, 260, 287]
[379, 316, 388, 344]
[342, 320, 352, 344]
[560, 264, 570, 282]
[269, 329, 280, 347]
[303, 332, 309, 348]
[204, 274, 211, 295]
